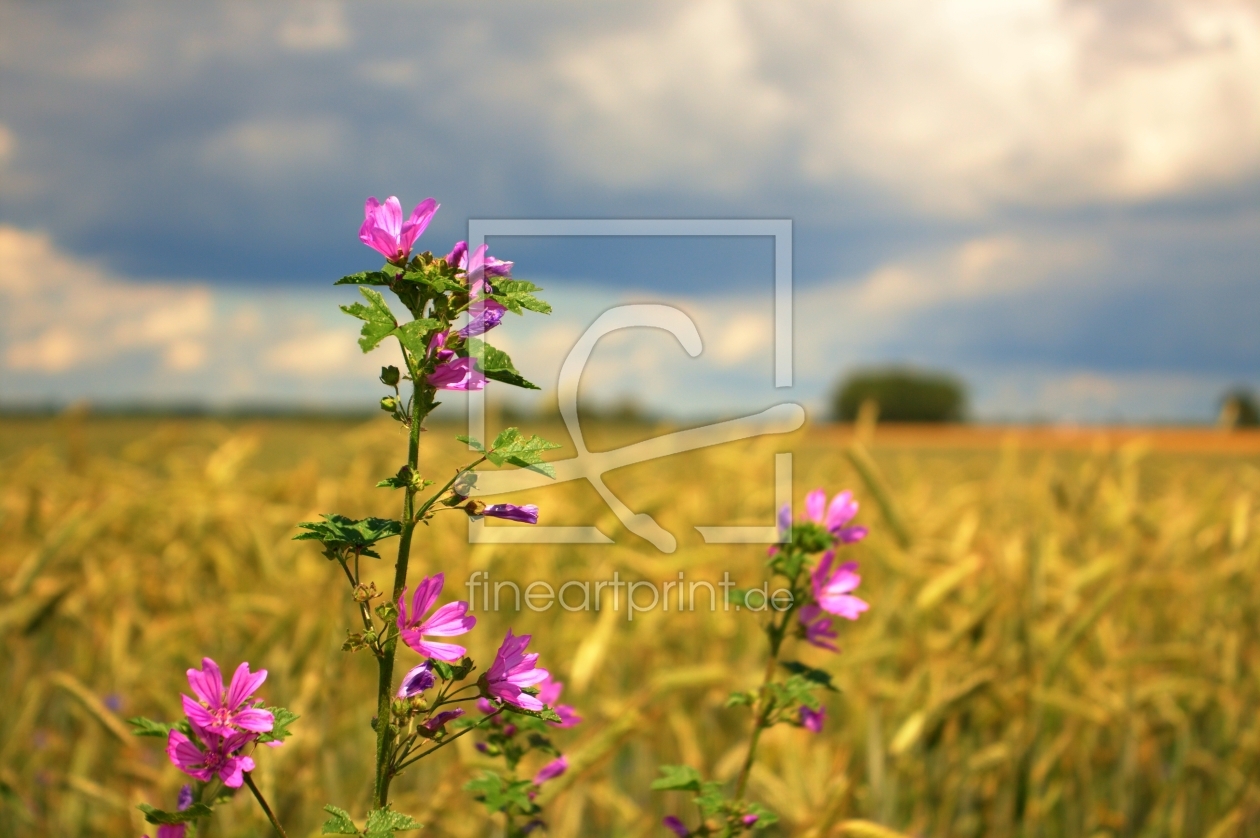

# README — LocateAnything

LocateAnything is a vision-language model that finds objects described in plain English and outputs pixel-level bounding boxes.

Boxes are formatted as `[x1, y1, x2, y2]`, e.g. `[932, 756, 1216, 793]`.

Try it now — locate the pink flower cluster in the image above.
[166, 658, 279, 789]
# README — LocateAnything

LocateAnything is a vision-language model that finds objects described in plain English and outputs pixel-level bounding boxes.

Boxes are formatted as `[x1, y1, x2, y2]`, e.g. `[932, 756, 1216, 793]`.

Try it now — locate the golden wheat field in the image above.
[2, 414, 1260, 838]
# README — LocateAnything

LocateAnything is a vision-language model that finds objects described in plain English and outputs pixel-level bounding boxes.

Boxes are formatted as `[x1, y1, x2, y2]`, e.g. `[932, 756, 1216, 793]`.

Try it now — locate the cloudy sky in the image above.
[0, 0, 1257, 422]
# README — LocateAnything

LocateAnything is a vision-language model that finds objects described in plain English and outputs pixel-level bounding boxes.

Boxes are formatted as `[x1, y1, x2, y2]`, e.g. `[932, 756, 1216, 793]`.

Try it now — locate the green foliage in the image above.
[487, 428, 561, 477]
[364, 808, 423, 837]
[256, 705, 299, 746]
[1221, 388, 1260, 427]
[294, 514, 403, 560]
[832, 368, 967, 423]
[127, 716, 180, 738]
[339, 287, 438, 358]
[465, 771, 538, 816]
[321, 805, 359, 834]
[464, 338, 539, 390]
[489, 279, 552, 315]
[779, 661, 838, 691]
[138, 802, 214, 825]
[650, 764, 703, 792]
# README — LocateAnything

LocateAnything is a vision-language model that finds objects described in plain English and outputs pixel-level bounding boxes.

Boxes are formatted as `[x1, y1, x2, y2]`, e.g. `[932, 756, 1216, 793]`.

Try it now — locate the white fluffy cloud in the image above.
[535, 0, 1260, 213]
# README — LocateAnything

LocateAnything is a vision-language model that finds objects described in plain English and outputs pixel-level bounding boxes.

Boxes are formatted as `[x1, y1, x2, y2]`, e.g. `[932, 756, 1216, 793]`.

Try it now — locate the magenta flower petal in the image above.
[483, 503, 539, 524]
[800, 705, 825, 733]
[777, 503, 792, 536]
[397, 662, 436, 698]
[485, 630, 550, 710]
[742, 814, 760, 826]
[458, 299, 508, 338]
[186, 658, 224, 708]
[224, 662, 267, 713]
[835, 525, 868, 544]
[166, 730, 214, 783]
[824, 490, 858, 531]
[812, 554, 869, 620]
[399, 198, 439, 252]
[533, 755, 568, 786]
[419, 601, 476, 636]
[398, 575, 475, 662]
[445, 240, 468, 267]
[663, 816, 691, 837]
[423, 708, 465, 730]
[428, 357, 484, 391]
[805, 489, 827, 523]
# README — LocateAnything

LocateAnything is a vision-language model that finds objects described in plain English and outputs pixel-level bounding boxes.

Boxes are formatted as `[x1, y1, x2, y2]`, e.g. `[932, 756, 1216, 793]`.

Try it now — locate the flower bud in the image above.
[380, 396, 399, 413]
[463, 499, 487, 517]
[380, 365, 401, 387]
[391, 699, 409, 718]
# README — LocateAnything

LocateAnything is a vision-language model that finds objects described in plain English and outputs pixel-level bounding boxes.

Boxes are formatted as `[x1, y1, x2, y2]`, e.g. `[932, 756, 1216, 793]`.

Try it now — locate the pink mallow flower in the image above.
[360, 196, 439, 263]
[804, 488, 868, 543]
[397, 662, 436, 698]
[482, 504, 539, 524]
[663, 816, 691, 837]
[797, 604, 840, 652]
[181, 658, 274, 738]
[423, 708, 465, 731]
[428, 357, 485, 391]
[446, 240, 513, 297]
[485, 630, 549, 711]
[811, 552, 869, 620]
[398, 573, 476, 663]
[458, 299, 508, 339]
[533, 755, 568, 786]
[800, 705, 825, 733]
[166, 724, 257, 788]
[537, 673, 582, 728]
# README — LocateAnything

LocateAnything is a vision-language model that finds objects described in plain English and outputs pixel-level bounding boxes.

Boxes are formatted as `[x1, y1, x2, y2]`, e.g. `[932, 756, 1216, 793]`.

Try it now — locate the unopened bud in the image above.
[391, 699, 408, 717]
[380, 396, 399, 413]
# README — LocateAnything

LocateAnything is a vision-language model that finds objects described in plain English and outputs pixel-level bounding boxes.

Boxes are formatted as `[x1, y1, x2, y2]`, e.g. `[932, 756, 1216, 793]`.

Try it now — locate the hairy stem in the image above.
[733, 608, 790, 801]
[243, 772, 288, 838]
[373, 374, 428, 809]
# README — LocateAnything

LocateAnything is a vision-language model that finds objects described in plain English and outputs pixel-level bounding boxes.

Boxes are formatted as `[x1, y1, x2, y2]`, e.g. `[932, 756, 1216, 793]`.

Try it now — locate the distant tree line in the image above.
[831, 368, 967, 423]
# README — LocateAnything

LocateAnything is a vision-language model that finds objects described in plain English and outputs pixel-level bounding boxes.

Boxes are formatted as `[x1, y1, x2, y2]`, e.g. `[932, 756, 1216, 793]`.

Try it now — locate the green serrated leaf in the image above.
[139, 802, 214, 825]
[256, 705, 299, 745]
[489, 279, 552, 316]
[781, 661, 838, 691]
[464, 771, 537, 815]
[482, 428, 560, 477]
[127, 716, 174, 738]
[321, 804, 360, 835]
[694, 781, 729, 819]
[294, 514, 403, 560]
[455, 435, 486, 453]
[335, 270, 395, 287]
[340, 288, 399, 352]
[465, 339, 539, 390]
[364, 807, 423, 837]
[650, 764, 703, 792]
[391, 318, 440, 359]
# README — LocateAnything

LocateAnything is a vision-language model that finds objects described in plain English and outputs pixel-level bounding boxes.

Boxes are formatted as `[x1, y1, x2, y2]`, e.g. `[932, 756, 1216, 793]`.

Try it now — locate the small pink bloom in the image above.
[423, 708, 465, 730]
[397, 573, 476, 662]
[537, 673, 582, 728]
[428, 357, 484, 391]
[742, 813, 760, 826]
[798, 604, 839, 652]
[811, 552, 869, 620]
[181, 658, 273, 738]
[804, 488, 868, 543]
[663, 816, 690, 837]
[397, 662, 436, 698]
[800, 705, 825, 733]
[166, 724, 256, 788]
[532, 755, 568, 786]
[446, 240, 513, 297]
[360, 196, 438, 263]
[485, 630, 549, 711]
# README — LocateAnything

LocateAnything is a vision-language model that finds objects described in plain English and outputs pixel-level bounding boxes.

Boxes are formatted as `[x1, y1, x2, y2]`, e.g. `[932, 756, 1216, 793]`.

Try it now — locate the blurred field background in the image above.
[3, 414, 1260, 838]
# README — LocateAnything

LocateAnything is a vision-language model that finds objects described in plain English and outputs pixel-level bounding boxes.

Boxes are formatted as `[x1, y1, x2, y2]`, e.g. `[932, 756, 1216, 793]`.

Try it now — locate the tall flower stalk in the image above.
[652, 488, 871, 837]
[132, 195, 577, 838]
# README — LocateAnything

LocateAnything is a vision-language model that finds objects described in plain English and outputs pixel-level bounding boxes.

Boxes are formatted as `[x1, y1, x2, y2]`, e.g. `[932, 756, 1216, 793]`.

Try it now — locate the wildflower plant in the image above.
[131, 195, 576, 837]
[653, 489, 871, 837]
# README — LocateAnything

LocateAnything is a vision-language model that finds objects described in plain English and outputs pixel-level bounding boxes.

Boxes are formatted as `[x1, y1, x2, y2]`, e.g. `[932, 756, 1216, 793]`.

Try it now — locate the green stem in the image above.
[373, 376, 428, 810]
[733, 598, 795, 801]
[393, 709, 500, 773]
[243, 772, 288, 838]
